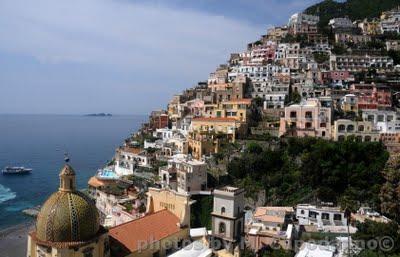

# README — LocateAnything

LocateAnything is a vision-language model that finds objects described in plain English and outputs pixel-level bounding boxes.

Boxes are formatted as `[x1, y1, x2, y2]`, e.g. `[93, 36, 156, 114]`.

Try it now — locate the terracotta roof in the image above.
[120, 147, 142, 154]
[88, 176, 103, 188]
[109, 209, 182, 253]
[255, 215, 285, 224]
[254, 206, 294, 216]
[192, 117, 237, 122]
[253, 206, 293, 224]
[87, 176, 115, 188]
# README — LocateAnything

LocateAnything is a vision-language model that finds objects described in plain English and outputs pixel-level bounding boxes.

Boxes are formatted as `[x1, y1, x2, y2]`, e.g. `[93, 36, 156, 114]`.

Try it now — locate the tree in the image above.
[290, 89, 302, 104]
[388, 50, 400, 65]
[247, 142, 263, 154]
[380, 156, 400, 223]
[354, 220, 400, 256]
[313, 52, 330, 64]
[332, 43, 347, 55]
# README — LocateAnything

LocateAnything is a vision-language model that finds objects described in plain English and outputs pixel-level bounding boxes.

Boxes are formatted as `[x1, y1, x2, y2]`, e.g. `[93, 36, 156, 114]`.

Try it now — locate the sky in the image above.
[0, 0, 320, 115]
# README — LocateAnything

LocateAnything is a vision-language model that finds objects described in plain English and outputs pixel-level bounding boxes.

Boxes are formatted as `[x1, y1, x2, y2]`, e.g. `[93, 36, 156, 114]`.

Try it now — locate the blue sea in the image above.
[0, 114, 145, 229]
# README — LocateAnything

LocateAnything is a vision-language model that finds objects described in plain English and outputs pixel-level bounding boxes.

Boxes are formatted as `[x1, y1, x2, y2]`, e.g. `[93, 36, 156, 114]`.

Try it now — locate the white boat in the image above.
[1, 166, 32, 175]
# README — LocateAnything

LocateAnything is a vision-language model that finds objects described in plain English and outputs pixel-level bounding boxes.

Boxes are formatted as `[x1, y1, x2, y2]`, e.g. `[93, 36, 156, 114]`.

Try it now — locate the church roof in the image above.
[109, 209, 182, 253]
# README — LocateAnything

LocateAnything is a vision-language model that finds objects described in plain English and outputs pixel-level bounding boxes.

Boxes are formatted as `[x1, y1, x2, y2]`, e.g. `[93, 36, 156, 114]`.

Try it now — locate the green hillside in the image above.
[305, 0, 399, 27]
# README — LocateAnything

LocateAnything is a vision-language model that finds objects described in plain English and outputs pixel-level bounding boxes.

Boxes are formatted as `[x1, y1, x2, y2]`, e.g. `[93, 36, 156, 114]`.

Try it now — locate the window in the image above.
[347, 124, 354, 132]
[338, 124, 346, 132]
[334, 214, 342, 221]
[290, 111, 297, 118]
[358, 125, 364, 132]
[321, 213, 330, 220]
[219, 222, 226, 234]
[221, 207, 226, 215]
[305, 111, 313, 119]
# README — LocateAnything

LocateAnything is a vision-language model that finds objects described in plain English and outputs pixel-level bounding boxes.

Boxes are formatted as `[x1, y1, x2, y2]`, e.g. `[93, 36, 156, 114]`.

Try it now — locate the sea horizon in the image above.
[0, 114, 145, 230]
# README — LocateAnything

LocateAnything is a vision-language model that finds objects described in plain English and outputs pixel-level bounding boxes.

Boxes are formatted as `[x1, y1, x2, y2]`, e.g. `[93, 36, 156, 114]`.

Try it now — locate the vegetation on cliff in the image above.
[305, 0, 400, 28]
[226, 137, 389, 213]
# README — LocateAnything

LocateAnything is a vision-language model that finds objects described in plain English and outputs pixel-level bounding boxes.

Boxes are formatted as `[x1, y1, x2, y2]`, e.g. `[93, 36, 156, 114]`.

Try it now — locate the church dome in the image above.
[35, 164, 100, 242]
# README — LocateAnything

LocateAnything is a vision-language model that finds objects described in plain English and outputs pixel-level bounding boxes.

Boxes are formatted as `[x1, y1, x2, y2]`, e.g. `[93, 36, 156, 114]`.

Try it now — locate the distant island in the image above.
[84, 113, 112, 117]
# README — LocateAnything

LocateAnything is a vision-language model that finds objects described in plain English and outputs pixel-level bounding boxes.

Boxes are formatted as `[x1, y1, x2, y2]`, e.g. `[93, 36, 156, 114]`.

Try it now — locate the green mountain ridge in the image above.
[305, 0, 399, 27]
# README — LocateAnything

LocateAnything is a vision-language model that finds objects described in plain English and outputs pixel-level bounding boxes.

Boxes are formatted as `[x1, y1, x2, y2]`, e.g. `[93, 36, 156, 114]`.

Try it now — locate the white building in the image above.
[288, 13, 319, 35]
[153, 128, 175, 141]
[329, 17, 356, 30]
[330, 55, 394, 72]
[362, 110, 400, 133]
[114, 147, 153, 176]
[295, 243, 336, 257]
[296, 204, 348, 227]
[264, 93, 286, 109]
[159, 154, 207, 195]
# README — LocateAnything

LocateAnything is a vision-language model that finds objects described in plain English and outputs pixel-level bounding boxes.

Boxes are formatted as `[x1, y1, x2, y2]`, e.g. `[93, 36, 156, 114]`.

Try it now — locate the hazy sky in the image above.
[0, 0, 319, 115]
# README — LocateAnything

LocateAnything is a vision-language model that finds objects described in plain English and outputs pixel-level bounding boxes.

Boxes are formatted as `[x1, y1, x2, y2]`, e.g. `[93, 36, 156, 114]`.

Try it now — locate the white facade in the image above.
[329, 18, 355, 29]
[159, 154, 207, 195]
[114, 148, 153, 176]
[264, 93, 286, 109]
[296, 204, 347, 227]
[289, 13, 319, 27]
[362, 110, 400, 133]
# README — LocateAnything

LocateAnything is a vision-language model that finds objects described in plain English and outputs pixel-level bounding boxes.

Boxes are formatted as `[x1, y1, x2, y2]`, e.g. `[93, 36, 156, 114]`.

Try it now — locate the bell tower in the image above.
[211, 186, 245, 253]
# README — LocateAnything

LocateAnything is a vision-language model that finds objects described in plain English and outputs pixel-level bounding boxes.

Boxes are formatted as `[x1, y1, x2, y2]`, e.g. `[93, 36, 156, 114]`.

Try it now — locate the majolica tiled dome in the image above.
[35, 165, 100, 242]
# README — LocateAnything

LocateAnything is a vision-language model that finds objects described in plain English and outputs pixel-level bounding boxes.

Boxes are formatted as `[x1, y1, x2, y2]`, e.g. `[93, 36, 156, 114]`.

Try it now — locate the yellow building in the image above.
[146, 187, 192, 227]
[27, 164, 109, 257]
[213, 99, 252, 122]
[109, 188, 191, 257]
[332, 119, 380, 142]
[188, 131, 220, 160]
[191, 117, 244, 142]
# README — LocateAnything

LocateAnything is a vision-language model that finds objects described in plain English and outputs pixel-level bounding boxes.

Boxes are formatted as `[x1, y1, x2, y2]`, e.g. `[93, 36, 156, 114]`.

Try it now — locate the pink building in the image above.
[279, 99, 332, 139]
[186, 99, 205, 117]
[321, 70, 353, 85]
[249, 41, 277, 64]
[349, 83, 392, 110]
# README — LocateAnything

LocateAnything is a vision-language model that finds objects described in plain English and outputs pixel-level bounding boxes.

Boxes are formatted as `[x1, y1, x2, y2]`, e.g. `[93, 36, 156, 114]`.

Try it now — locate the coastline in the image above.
[0, 221, 34, 257]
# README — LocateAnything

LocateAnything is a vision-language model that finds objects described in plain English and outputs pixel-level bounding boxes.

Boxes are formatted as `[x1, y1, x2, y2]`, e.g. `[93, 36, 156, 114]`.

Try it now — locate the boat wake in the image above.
[0, 184, 16, 204]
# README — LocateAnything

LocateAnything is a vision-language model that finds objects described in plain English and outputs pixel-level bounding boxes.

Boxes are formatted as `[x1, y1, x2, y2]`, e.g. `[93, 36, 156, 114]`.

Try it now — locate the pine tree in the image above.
[380, 155, 400, 222]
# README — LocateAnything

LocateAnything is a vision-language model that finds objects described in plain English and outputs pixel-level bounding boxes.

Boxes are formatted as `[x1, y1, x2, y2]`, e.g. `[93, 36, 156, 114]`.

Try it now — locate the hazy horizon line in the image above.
[0, 113, 148, 116]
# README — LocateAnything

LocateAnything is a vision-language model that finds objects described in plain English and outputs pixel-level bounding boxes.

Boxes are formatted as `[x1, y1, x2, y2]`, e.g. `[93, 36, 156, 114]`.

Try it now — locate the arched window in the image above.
[338, 124, 346, 132]
[219, 222, 226, 235]
[221, 207, 226, 215]
[358, 125, 364, 132]
[347, 124, 354, 132]
[365, 136, 371, 142]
